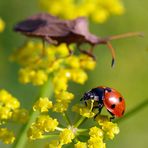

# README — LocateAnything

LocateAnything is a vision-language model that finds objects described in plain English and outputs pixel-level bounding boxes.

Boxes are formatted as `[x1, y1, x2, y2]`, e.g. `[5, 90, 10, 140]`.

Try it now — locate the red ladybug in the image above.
[81, 86, 125, 119]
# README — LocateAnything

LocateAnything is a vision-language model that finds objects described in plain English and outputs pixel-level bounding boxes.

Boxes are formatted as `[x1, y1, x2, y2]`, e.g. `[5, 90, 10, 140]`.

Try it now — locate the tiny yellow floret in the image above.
[59, 128, 75, 145]
[89, 126, 104, 138]
[33, 97, 53, 112]
[74, 141, 87, 148]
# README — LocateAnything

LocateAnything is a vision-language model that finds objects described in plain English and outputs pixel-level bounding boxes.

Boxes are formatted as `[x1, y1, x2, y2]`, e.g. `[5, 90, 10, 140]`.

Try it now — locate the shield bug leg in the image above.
[77, 44, 96, 60]
[41, 39, 46, 57]
[34, 36, 58, 63]
[64, 45, 73, 58]
[44, 36, 58, 45]
[54, 45, 73, 61]
[105, 32, 143, 67]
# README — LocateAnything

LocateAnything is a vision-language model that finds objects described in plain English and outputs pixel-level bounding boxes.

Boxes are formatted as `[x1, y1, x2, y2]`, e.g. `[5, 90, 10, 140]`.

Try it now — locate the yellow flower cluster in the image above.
[96, 115, 120, 139]
[33, 97, 53, 112]
[74, 118, 119, 148]
[59, 128, 75, 145]
[74, 141, 87, 148]
[53, 91, 74, 112]
[0, 89, 20, 121]
[72, 103, 95, 118]
[39, 0, 124, 23]
[0, 18, 5, 32]
[72, 103, 119, 147]
[88, 126, 105, 148]
[12, 108, 29, 123]
[45, 128, 75, 147]
[11, 42, 95, 86]
[0, 89, 28, 122]
[12, 41, 96, 112]
[45, 140, 61, 148]
[0, 128, 15, 144]
[0, 90, 28, 144]
[28, 115, 59, 140]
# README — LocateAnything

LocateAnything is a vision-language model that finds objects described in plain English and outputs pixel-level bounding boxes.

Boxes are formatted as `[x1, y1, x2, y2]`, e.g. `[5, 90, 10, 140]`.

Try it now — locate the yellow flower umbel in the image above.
[39, 0, 124, 23]
[11, 42, 96, 115]
[0, 89, 28, 144]
[28, 91, 120, 147]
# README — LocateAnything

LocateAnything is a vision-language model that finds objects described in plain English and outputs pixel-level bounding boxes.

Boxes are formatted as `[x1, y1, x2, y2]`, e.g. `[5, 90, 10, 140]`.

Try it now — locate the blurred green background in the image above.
[0, 0, 148, 148]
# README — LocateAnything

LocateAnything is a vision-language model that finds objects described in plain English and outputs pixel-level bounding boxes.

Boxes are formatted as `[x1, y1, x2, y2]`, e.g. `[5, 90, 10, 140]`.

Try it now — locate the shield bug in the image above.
[14, 13, 142, 66]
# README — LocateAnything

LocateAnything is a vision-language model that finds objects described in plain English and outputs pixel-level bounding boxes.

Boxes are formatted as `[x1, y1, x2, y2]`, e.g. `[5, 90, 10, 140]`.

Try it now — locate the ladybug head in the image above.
[80, 91, 95, 101]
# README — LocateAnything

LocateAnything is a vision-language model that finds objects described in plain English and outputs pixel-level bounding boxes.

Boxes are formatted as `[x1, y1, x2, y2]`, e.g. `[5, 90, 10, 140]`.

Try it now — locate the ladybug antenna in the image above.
[105, 32, 143, 67]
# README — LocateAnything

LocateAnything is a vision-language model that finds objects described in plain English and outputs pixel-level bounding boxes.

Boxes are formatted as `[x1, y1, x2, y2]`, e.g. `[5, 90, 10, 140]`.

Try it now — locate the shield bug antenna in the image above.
[101, 32, 143, 67]
[14, 13, 143, 66]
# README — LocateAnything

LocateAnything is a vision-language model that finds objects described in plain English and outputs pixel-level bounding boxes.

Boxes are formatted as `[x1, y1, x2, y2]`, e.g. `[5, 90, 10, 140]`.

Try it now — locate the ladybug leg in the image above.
[110, 116, 115, 121]
[84, 100, 87, 106]
[80, 97, 88, 106]
[107, 110, 115, 121]
[77, 44, 96, 60]
[93, 104, 103, 119]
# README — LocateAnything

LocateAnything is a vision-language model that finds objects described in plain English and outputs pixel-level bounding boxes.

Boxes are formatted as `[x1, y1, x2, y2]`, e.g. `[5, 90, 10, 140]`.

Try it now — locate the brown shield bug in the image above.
[14, 13, 142, 66]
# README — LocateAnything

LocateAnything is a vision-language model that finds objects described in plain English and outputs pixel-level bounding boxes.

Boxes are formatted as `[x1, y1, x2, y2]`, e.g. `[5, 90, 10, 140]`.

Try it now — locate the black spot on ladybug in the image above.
[110, 104, 116, 109]
[119, 97, 122, 102]
[122, 110, 125, 115]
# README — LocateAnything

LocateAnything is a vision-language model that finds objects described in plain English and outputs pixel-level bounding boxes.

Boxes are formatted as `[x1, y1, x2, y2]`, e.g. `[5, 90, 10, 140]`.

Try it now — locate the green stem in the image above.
[77, 128, 88, 133]
[42, 134, 59, 139]
[74, 116, 87, 128]
[115, 99, 148, 123]
[62, 112, 71, 125]
[13, 78, 53, 148]
[56, 127, 64, 131]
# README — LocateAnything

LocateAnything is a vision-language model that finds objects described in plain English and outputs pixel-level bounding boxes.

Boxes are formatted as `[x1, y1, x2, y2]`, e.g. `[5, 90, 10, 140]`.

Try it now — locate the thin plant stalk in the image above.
[13, 77, 53, 148]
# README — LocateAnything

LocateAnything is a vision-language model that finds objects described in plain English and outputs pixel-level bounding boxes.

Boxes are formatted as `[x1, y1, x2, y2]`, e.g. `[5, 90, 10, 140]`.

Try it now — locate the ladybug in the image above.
[80, 86, 125, 119]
